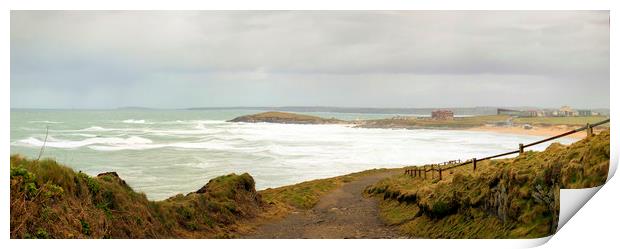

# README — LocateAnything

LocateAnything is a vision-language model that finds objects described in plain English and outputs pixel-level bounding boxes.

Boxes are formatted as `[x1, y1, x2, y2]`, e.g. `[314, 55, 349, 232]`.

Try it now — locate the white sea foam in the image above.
[122, 119, 147, 124]
[72, 133, 98, 138]
[17, 136, 153, 149]
[28, 120, 64, 124]
[88, 140, 236, 151]
[81, 126, 109, 132]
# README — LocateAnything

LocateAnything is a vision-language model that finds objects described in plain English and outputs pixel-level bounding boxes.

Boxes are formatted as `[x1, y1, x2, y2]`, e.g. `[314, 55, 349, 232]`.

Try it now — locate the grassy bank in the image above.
[10, 154, 395, 239]
[357, 115, 510, 129]
[365, 130, 610, 238]
[512, 116, 609, 127]
[10, 156, 267, 238]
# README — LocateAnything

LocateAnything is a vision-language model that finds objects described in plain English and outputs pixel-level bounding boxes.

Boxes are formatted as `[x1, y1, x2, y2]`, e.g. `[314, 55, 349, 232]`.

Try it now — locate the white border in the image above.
[2, 1, 617, 248]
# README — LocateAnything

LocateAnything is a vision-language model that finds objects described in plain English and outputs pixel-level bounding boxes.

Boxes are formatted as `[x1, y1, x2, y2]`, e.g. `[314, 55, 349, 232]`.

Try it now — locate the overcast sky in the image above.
[11, 11, 609, 109]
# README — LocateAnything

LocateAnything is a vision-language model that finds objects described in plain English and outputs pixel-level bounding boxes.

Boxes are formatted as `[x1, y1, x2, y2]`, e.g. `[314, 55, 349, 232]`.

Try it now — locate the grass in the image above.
[10, 154, 396, 239]
[512, 116, 609, 126]
[10, 157, 268, 238]
[357, 115, 511, 129]
[366, 130, 610, 238]
[260, 168, 396, 210]
[229, 111, 346, 124]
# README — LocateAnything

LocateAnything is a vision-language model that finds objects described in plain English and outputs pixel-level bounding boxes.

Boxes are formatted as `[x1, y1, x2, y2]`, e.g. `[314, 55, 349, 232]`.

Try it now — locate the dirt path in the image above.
[244, 172, 401, 239]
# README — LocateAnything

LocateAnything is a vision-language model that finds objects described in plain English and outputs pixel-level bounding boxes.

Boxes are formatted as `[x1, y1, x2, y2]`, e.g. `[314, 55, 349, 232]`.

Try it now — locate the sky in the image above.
[10, 11, 609, 109]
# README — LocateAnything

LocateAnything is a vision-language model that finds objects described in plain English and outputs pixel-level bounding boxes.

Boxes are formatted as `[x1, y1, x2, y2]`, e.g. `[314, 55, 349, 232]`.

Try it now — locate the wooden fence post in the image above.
[587, 123, 593, 137]
[472, 158, 477, 172]
[519, 143, 524, 154]
[439, 168, 443, 180]
[424, 167, 427, 179]
[431, 166, 434, 179]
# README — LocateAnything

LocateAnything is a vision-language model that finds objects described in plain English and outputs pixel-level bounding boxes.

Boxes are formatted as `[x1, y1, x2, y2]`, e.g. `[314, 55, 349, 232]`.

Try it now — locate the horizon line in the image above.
[10, 105, 611, 111]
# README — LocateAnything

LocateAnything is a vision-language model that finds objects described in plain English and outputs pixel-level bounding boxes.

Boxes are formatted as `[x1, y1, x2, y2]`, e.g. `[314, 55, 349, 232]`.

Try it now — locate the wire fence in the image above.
[404, 118, 610, 180]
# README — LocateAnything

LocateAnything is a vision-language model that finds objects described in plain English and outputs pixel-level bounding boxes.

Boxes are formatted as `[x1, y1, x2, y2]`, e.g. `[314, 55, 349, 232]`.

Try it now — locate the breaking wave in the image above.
[16, 136, 153, 149]
[28, 120, 64, 124]
[122, 119, 147, 124]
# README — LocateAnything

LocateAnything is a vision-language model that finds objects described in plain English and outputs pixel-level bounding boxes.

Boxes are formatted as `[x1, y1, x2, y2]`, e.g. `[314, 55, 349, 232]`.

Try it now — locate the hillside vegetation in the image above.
[10, 154, 394, 239]
[357, 115, 510, 129]
[229, 111, 512, 129]
[365, 130, 610, 238]
[228, 111, 346, 124]
[512, 116, 609, 127]
[10, 156, 267, 238]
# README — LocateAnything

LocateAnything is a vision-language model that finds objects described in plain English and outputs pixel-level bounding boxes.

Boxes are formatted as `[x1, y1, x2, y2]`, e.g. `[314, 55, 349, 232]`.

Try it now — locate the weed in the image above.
[35, 228, 49, 239]
[80, 219, 90, 236]
[44, 184, 64, 199]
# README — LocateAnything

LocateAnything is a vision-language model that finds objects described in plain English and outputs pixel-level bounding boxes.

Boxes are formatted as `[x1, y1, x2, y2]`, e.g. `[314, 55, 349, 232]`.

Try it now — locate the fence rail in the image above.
[404, 119, 610, 180]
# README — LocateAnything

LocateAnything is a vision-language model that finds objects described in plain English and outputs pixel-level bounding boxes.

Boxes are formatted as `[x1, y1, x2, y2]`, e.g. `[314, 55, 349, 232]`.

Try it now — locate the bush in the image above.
[44, 184, 64, 199]
[80, 219, 90, 236]
[35, 228, 49, 239]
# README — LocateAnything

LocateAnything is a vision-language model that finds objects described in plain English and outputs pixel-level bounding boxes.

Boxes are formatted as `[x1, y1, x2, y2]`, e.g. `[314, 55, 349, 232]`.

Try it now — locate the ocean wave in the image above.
[176, 120, 226, 124]
[80, 126, 110, 132]
[122, 119, 147, 124]
[87, 140, 236, 151]
[28, 120, 64, 124]
[16, 136, 153, 149]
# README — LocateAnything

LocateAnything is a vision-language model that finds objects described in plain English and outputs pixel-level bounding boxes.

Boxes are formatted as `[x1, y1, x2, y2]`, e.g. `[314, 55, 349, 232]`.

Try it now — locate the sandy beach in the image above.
[468, 125, 589, 139]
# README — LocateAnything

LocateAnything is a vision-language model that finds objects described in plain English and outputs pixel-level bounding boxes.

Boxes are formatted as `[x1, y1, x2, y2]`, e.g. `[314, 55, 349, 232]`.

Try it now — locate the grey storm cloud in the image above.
[10, 10, 609, 109]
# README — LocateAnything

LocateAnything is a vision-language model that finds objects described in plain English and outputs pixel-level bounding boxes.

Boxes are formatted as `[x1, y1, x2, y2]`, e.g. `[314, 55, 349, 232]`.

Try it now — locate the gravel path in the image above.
[244, 172, 400, 239]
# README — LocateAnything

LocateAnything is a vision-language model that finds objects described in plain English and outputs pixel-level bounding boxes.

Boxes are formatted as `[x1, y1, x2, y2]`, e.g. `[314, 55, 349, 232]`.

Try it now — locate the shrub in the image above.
[25, 182, 38, 199]
[35, 228, 49, 239]
[44, 184, 64, 199]
[80, 219, 90, 236]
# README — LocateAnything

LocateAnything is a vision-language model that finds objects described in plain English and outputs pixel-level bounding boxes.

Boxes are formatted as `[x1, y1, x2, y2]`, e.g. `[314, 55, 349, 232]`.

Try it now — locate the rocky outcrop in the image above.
[229, 111, 347, 124]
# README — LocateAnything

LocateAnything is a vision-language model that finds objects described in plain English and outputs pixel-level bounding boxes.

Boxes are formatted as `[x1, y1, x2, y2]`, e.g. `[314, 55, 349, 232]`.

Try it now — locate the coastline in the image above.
[467, 125, 587, 139]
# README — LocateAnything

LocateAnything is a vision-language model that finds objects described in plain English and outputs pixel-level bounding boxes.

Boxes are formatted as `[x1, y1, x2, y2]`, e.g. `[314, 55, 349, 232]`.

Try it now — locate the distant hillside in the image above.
[190, 106, 501, 116]
[190, 106, 609, 116]
[358, 115, 511, 129]
[228, 111, 347, 124]
[229, 111, 512, 129]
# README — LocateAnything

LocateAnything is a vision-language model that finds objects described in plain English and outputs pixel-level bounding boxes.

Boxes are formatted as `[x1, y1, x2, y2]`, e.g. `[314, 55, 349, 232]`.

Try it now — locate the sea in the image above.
[10, 109, 577, 200]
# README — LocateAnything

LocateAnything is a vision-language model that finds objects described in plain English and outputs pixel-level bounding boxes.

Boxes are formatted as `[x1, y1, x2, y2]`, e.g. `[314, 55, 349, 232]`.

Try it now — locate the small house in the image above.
[431, 109, 454, 120]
